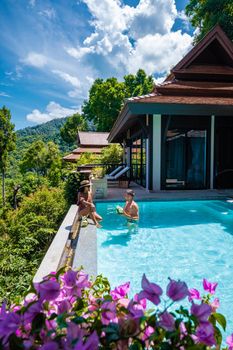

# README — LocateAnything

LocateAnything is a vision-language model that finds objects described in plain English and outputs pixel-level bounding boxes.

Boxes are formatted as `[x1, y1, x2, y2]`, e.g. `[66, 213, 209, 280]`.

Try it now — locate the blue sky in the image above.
[0, 0, 193, 129]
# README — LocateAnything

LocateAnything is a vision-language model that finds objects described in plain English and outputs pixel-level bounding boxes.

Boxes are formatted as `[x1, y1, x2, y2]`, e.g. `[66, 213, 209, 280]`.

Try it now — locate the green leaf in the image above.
[103, 323, 120, 343]
[213, 313, 227, 331]
[213, 325, 223, 346]
[31, 312, 46, 334]
[8, 334, 23, 350]
[129, 342, 143, 350]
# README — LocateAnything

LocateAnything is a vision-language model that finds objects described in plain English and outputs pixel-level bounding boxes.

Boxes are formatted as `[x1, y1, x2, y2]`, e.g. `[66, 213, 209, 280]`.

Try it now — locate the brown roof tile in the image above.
[78, 131, 109, 146]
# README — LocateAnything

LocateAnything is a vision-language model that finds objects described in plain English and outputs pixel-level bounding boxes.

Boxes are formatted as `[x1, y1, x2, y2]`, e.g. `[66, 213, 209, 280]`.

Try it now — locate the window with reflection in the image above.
[166, 129, 207, 189]
[131, 135, 147, 187]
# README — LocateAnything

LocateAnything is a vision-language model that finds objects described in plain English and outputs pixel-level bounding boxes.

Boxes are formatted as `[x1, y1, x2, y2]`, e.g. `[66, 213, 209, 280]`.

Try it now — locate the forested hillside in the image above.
[16, 117, 72, 154]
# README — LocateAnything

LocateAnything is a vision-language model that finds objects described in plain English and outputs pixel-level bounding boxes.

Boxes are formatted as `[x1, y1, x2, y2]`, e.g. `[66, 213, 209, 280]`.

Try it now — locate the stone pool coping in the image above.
[72, 218, 97, 277]
[34, 205, 79, 283]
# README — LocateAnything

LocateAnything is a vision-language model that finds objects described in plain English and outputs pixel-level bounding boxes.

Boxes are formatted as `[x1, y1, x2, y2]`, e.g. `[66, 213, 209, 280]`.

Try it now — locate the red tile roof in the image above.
[127, 92, 233, 106]
[63, 146, 104, 162]
[72, 147, 104, 154]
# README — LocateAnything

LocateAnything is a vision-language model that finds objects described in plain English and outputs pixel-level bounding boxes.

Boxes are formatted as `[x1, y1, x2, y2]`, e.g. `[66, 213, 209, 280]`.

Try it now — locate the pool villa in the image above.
[33, 24, 233, 342]
[108, 25, 233, 191]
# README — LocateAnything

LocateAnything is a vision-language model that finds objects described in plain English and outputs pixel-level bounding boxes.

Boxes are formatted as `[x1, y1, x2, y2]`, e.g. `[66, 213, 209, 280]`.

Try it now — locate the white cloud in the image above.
[0, 92, 11, 98]
[128, 0, 177, 39]
[22, 52, 48, 68]
[52, 70, 81, 88]
[29, 0, 36, 7]
[65, 46, 95, 60]
[128, 30, 193, 74]
[26, 101, 79, 124]
[65, 0, 193, 77]
[39, 8, 56, 19]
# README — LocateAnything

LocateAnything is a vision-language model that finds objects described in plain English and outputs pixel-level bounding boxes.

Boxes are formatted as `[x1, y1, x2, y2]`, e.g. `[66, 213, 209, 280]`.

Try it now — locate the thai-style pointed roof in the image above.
[172, 24, 233, 81]
[108, 25, 233, 142]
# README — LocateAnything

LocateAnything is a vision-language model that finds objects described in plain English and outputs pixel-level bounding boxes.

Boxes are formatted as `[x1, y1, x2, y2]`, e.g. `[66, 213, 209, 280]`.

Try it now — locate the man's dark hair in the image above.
[126, 189, 135, 197]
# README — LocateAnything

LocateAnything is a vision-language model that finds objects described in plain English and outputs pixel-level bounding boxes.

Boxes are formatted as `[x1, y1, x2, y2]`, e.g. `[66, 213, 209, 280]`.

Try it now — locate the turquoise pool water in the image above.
[97, 200, 233, 331]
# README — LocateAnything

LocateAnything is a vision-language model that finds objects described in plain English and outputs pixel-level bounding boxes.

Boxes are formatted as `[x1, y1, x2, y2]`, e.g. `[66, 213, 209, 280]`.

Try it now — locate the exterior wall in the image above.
[152, 114, 161, 191]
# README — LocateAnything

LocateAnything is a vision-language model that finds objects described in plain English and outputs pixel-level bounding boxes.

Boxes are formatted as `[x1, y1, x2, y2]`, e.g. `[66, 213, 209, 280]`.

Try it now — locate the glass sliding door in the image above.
[186, 130, 207, 189]
[131, 135, 147, 187]
[165, 129, 207, 189]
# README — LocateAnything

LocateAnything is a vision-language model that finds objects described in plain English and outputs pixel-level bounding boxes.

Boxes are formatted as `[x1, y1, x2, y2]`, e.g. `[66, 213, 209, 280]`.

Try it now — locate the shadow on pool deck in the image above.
[96, 183, 233, 202]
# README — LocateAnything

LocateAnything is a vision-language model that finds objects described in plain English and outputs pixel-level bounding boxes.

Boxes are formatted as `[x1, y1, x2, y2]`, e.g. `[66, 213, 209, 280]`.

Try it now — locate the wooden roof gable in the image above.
[172, 25, 233, 81]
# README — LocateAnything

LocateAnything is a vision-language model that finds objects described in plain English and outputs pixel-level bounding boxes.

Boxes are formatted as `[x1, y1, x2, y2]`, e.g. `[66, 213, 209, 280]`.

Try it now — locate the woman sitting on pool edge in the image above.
[116, 189, 139, 221]
[77, 180, 102, 228]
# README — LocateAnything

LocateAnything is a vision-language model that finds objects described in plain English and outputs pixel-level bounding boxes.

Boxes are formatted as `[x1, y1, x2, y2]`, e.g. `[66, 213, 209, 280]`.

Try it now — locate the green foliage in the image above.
[77, 152, 100, 166]
[82, 77, 126, 132]
[60, 113, 87, 145]
[19, 140, 62, 179]
[16, 117, 71, 153]
[124, 69, 154, 97]
[0, 187, 67, 301]
[82, 70, 154, 132]
[185, 0, 233, 42]
[0, 106, 16, 205]
[101, 144, 123, 164]
[64, 171, 83, 205]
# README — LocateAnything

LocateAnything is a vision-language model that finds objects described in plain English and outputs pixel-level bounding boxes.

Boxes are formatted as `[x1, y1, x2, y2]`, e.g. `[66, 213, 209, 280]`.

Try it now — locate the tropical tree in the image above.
[0, 106, 16, 206]
[60, 113, 87, 145]
[101, 144, 123, 165]
[82, 70, 154, 132]
[82, 78, 126, 132]
[19, 140, 61, 177]
[185, 0, 233, 42]
[124, 69, 154, 97]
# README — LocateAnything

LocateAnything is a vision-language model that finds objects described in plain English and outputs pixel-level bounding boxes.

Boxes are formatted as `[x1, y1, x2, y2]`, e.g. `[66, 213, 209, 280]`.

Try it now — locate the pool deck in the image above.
[96, 184, 233, 202]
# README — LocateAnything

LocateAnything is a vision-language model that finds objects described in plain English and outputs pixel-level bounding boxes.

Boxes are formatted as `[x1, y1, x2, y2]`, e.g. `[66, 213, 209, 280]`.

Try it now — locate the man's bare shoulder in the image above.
[132, 201, 139, 209]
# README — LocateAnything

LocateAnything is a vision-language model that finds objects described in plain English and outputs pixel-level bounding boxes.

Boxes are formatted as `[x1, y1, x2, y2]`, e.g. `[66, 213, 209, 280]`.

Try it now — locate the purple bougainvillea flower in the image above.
[193, 322, 216, 346]
[101, 301, 117, 325]
[134, 293, 147, 309]
[76, 271, 91, 289]
[0, 311, 21, 342]
[159, 312, 175, 332]
[203, 278, 218, 294]
[24, 301, 42, 324]
[37, 280, 60, 301]
[57, 298, 71, 314]
[74, 330, 99, 350]
[179, 322, 188, 339]
[110, 282, 130, 300]
[62, 270, 78, 288]
[142, 326, 154, 341]
[211, 298, 220, 313]
[227, 334, 233, 350]
[191, 302, 212, 322]
[127, 299, 144, 319]
[188, 288, 201, 302]
[67, 322, 84, 345]
[138, 274, 162, 305]
[40, 341, 59, 350]
[166, 278, 189, 301]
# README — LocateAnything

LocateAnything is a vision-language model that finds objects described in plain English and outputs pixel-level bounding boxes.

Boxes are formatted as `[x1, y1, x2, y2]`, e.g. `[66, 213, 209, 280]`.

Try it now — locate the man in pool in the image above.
[117, 189, 139, 221]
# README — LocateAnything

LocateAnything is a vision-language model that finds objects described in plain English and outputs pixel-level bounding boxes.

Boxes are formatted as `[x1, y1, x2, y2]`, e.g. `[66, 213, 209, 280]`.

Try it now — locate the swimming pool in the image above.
[97, 200, 233, 331]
